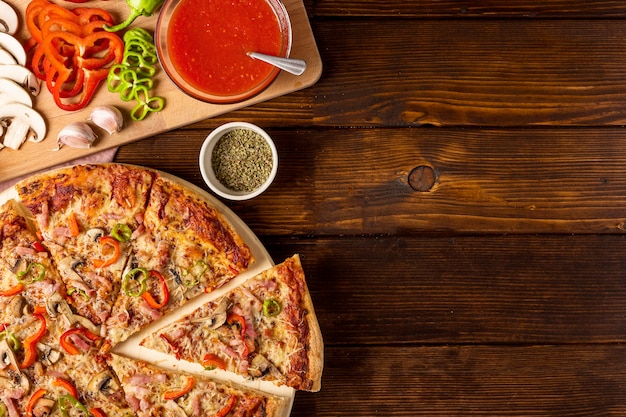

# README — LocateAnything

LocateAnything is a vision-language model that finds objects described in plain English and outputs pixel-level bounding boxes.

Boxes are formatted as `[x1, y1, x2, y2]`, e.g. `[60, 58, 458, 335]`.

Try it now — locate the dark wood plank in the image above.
[308, 19, 626, 127]
[292, 345, 626, 416]
[116, 127, 626, 235]
[264, 235, 626, 346]
[313, 0, 626, 18]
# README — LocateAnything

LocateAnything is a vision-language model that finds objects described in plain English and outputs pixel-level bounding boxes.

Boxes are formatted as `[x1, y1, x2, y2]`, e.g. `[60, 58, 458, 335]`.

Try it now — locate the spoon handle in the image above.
[248, 52, 307, 76]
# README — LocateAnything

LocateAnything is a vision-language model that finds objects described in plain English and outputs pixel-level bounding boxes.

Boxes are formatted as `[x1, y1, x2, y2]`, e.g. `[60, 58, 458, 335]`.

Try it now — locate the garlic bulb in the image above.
[55, 122, 97, 150]
[89, 105, 123, 135]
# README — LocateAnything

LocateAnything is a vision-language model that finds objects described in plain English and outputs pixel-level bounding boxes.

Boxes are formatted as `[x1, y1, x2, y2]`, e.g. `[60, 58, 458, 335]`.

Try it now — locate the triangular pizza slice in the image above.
[140, 255, 323, 392]
[108, 353, 287, 416]
[15, 164, 156, 329]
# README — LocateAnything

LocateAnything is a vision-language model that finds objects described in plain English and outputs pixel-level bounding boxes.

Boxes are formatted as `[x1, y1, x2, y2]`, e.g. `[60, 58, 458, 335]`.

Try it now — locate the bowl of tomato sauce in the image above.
[156, 0, 292, 103]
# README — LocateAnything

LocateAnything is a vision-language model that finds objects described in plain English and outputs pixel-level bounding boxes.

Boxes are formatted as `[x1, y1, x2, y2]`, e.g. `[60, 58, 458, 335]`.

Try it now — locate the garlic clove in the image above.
[56, 121, 97, 150]
[89, 105, 123, 135]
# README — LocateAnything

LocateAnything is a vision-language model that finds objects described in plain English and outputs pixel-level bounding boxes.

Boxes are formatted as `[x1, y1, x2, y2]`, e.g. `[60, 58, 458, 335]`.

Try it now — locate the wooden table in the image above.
[113, 1, 626, 415]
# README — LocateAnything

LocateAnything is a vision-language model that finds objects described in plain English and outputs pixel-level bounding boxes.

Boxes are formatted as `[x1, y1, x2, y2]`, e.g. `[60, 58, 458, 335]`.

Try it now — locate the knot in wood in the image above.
[408, 165, 436, 192]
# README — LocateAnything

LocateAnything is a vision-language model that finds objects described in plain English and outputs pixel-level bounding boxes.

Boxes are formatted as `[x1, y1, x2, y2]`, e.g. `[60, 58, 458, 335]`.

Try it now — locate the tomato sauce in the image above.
[168, 0, 284, 97]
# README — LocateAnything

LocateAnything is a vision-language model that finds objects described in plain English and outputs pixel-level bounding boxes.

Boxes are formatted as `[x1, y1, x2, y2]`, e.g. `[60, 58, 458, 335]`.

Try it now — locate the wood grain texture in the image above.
[309, 19, 626, 127]
[313, 0, 626, 18]
[116, 127, 626, 235]
[264, 236, 626, 345]
[291, 345, 626, 416]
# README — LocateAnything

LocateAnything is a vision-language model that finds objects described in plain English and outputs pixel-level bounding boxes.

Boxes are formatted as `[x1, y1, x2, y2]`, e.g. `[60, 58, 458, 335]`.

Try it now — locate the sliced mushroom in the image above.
[194, 298, 228, 329]
[12, 369, 30, 396]
[0, 48, 16, 65]
[0, 339, 18, 371]
[46, 292, 73, 319]
[0, 64, 40, 96]
[7, 295, 26, 318]
[36, 343, 61, 366]
[88, 370, 120, 396]
[32, 397, 55, 417]
[46, 291, 100, 335]
[84, 228, 105, 244]
[248, 354, 281, 379]
[0, 33, 25, 65]
[0, 102, 46, 150]
[0, 78, 34, 107]
[0, 1, 18, 35]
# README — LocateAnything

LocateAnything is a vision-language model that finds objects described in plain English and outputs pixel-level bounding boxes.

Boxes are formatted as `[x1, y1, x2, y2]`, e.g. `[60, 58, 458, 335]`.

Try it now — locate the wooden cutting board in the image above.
[0, 0, 322, 182]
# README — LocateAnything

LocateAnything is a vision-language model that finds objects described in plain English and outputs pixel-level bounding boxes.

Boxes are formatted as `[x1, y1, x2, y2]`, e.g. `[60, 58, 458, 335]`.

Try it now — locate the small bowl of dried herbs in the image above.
[199, 122, 278, 200]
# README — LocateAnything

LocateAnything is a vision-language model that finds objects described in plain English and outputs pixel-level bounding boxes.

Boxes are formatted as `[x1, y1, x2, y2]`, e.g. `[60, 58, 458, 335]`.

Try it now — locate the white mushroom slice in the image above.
[0, 64, 40, 95]
[0, 77, 34, 107]
[0, 33, 26, 66]
[0, 48, 16, 65]
[0, 1, 18, 35]
[0, 340, 18, 370]
[0, 102, 47, 149]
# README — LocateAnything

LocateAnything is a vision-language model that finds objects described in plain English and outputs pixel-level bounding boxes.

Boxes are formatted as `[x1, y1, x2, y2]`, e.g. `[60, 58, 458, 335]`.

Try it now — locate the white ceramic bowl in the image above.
[199, 122, 278, 200]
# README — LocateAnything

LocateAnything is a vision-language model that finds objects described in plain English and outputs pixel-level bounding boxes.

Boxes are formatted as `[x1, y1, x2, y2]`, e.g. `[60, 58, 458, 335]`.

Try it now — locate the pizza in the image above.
[108, 353, 286, 416]
[0, 163, 322, 416]
[140, 255, 323, 392]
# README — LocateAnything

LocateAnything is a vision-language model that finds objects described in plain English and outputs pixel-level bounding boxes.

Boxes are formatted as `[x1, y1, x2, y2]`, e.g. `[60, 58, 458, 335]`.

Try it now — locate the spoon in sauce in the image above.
[247, 52, 307, 76]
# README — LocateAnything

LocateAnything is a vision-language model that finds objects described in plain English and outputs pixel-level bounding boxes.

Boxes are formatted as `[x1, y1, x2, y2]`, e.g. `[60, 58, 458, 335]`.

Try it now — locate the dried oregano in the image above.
[211, 128, 273, 192]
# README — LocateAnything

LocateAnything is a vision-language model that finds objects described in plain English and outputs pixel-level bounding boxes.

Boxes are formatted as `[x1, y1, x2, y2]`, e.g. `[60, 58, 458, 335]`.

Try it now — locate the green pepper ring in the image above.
[263, 298, 282, 317]
[123, 267, 149, 297]
[16, 262, 46, 285]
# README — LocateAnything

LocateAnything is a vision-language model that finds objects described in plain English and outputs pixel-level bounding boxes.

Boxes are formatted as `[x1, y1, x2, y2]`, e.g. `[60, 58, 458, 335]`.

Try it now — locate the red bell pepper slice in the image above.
[26, 388, 47, 417]
[141, 270, 170, 309]
[226, 313, 247, 338]
[90, 408, 107, 417]
[21, 313, 47, 369]
[163, 376, 195, 401]
[202, 353, 226, 370]
[0, 283, 24, 297]
[215, 395, 237, 417]
[93, 235, 121, 268]
[26, 1, 122, 111]
[159, 333, 182, 360]
[53, 377, 78, 398]
[60, 326, 100, 355]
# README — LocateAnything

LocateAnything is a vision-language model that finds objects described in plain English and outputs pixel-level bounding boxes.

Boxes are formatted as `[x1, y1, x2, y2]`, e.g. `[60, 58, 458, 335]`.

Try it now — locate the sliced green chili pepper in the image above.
[182, 260, 208, 287]
[112, 223, 133, 242]
[0, 330, 21, 351]
[124, 27, 153, 43]
[122, 51, 156, 77]
[58, 394, 90, 417]
[16, 262, 45, 284]
[104, 0, 166, 32]
[123, 268, 149, 297]
[67, 287, 90, 300]
[263, 298, 282, 317]
[131, 86, 165, 122]
[107, 28, 164, 121]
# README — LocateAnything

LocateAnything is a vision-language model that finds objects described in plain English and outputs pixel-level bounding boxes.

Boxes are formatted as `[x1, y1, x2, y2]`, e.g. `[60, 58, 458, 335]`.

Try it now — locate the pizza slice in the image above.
[143, 175, 254, 300]
[0, 199, 65, 308]
[108, 353, 287, 416]
[16, 164, 157, 328]
[140, 255, 324, 392]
